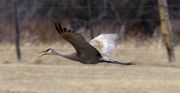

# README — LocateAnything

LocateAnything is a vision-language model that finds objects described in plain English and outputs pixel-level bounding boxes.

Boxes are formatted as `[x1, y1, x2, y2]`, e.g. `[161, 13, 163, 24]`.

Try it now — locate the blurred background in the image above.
[1, 1, 180, 93]
[0, 0, 179, 63]
[0, 0, 179, 44]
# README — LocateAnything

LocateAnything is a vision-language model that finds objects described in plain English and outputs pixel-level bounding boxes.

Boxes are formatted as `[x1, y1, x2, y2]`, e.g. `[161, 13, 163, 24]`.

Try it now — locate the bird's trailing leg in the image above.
[102, 60, 135, 65]
[100, 56, 135, 65]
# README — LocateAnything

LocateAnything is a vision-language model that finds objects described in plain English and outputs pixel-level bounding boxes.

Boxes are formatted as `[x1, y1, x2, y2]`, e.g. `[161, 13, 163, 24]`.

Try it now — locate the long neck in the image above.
[52, 50, 78, 61]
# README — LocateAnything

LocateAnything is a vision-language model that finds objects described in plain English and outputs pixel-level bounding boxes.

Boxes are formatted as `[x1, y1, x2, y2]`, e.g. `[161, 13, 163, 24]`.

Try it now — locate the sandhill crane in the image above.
[40, 23, 134, 65]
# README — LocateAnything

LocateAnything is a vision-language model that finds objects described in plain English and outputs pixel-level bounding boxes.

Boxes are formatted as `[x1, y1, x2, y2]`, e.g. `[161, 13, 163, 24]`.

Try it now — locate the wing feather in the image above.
[54, 23, 102, 59]
[89, 34, 118, 56]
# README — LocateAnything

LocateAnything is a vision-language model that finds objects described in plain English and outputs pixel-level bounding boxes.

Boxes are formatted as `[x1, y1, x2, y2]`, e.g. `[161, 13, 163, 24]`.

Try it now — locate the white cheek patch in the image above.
[47, 50, 52, 53]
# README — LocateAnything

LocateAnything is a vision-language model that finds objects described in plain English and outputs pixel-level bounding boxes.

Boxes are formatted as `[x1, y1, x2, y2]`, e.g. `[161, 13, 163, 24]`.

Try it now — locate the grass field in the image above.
[0, 43, 180, 93]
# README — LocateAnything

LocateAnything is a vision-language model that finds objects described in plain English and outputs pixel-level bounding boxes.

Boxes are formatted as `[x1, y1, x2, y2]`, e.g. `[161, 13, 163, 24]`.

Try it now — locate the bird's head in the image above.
[39, 48, 56, 57]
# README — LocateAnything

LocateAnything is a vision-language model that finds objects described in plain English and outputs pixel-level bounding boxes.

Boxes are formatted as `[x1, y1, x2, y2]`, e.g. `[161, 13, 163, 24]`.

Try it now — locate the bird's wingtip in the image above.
[54, 22, 63, 34]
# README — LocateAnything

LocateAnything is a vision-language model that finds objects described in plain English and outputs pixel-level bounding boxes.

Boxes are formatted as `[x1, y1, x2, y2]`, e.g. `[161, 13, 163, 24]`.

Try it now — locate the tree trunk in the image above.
[14, 1, 22, 62]
[158, 0, 175, 63]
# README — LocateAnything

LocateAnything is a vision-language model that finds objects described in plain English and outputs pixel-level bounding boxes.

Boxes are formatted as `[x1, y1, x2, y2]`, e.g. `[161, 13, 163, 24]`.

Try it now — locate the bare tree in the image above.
[158, 0, 175, 63]
[14, 1, 22, 61]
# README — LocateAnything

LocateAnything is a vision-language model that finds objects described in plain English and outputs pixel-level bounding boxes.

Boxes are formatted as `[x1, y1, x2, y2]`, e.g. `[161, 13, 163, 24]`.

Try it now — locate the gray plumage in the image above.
[40, 23, 134, 65]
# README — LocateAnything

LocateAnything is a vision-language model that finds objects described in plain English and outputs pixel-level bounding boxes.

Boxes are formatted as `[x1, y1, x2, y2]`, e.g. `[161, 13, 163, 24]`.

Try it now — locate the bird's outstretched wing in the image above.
[89, 34, 118, 56]
[54, 23, 102, 59]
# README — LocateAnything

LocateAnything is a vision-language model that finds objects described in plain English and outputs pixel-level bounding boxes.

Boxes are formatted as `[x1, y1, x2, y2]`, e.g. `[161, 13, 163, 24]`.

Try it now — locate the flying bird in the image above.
[40, 23, 134, 65]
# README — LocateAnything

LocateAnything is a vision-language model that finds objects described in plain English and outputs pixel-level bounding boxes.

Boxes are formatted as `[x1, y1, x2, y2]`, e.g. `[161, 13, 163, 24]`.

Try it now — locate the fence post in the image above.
[14, 1, 22, 62]
[158, 0, 175, 63]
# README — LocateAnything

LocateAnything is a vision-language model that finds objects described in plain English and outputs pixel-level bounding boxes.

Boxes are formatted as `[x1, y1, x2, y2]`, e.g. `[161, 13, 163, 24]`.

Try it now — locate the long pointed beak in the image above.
[38, 51, 47, 57]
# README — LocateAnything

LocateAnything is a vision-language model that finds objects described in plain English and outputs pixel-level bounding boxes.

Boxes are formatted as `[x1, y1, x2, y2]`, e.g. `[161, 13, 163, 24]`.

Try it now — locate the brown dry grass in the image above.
[0, 42, 180, 93]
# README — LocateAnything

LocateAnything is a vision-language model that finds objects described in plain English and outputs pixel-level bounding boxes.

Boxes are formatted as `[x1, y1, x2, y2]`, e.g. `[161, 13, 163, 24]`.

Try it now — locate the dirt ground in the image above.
[0, 44, 180, 93]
